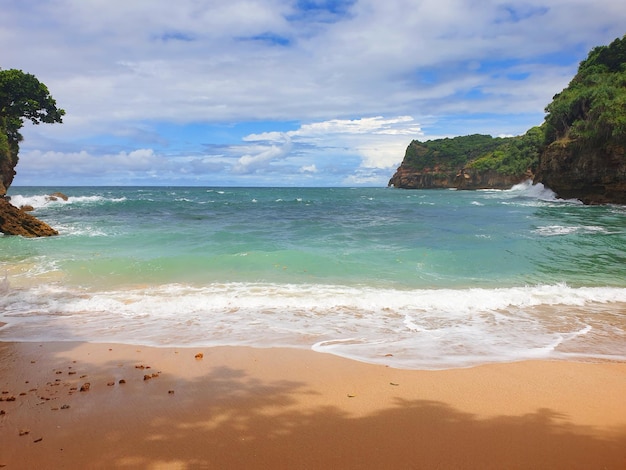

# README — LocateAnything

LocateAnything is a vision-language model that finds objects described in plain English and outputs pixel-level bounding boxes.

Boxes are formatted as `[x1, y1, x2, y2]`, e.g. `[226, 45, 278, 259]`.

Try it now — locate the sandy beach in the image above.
[0, 341, 625, 469]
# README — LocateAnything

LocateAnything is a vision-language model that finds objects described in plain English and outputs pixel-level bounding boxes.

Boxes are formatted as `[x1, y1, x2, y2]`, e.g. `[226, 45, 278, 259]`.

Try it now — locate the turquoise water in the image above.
[2, 183, 626, 369]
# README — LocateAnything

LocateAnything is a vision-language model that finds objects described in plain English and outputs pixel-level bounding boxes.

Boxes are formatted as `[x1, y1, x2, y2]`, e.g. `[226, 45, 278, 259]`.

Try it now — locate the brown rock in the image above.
[79, 383, 90, 392]
[0, 198, 58, 237]
[535, 141, 626, 204]
[47, 192, 69, 201]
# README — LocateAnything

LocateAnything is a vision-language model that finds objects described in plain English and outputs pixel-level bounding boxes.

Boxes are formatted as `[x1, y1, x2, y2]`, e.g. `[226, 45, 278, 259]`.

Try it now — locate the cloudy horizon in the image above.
[3, 0, 625, 187]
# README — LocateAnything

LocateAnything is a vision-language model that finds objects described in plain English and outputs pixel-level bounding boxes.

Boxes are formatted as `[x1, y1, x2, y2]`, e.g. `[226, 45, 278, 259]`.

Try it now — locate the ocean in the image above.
[1, 182, 626, 369]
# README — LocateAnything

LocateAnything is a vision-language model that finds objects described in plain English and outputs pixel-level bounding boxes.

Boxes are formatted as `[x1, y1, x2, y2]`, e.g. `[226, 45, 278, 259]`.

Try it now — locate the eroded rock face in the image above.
[1, 143, 59, 236]
[535, 142, 626, 204]
[387, 166, 455, 189]
[388, 165, 529, 190]
[0, 198, 58, 237]
[0, 158, 16, 198]
[454, 169, 532, 190]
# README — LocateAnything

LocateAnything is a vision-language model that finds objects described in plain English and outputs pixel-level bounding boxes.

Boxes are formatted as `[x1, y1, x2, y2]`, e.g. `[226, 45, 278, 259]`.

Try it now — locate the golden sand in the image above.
[1, 341, 625, 469]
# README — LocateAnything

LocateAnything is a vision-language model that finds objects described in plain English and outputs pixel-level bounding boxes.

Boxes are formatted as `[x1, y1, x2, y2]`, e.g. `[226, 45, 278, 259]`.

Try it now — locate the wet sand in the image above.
[1, 341, 625, 469]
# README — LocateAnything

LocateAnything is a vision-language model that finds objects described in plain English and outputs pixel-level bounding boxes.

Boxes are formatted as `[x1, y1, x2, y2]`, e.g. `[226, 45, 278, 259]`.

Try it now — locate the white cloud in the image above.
[3, 0, 626, 186]
[300, 164, 318, 173]
[240, 116, 423, 175]
[233, 142, 293, 174]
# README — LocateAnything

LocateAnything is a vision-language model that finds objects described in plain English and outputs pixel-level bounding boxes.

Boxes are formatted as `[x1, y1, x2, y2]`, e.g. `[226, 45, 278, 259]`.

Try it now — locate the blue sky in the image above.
[2, 0, 625, 187]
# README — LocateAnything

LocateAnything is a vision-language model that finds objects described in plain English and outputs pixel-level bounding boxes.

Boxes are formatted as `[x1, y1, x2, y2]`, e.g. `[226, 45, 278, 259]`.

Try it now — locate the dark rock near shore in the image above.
[0, 198, 58, 237]
[387, 166, 455, 189]
[455, 169, 533, 190]
[534, 141, 626, 205]
[47, 192, 68, 202]
[388, 165, 529, 190]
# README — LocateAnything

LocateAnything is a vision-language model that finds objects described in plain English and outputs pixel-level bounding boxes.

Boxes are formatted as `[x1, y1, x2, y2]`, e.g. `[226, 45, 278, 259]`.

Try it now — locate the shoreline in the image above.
[1, 341, 625, 469]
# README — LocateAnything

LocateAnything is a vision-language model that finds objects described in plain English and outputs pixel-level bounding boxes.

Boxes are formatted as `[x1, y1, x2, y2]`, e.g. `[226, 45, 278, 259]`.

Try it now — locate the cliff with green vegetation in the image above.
[388, 129, 542, 190]
[535, 35, 626, 204]
[0, 69, 64, 236]
[389, 35, 626, 204]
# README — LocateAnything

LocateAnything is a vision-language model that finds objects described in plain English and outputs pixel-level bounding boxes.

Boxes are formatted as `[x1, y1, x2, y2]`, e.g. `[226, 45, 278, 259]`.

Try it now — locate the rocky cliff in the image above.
[534, 141, 626, 204]
[389, 35, 626, 204]
[0, 145, 58, 237]
[387, 166, 455, 189]
[455, 168, 533, 190]
[387, 166, 529, 190]
[1, 69, 63, 236]
[534, 35, 626, 204]
[388, 131, 540, 191]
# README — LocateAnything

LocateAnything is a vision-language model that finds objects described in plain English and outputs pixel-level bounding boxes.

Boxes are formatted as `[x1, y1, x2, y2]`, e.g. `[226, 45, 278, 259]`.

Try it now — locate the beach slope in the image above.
[1, 342, 625, 469]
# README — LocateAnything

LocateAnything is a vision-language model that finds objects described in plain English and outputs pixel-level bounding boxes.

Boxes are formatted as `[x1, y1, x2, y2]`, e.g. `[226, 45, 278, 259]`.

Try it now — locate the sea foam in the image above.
[1, 282, 625, 369]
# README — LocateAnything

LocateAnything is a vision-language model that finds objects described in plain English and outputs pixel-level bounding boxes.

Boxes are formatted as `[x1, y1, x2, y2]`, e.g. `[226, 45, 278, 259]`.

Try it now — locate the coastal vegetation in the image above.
[0, 68, 65, 194]
[390, 34, 626, 202]
[0, 69, 64, 236]
[400, 127, 544, 177]
[544, 35, 626, 148]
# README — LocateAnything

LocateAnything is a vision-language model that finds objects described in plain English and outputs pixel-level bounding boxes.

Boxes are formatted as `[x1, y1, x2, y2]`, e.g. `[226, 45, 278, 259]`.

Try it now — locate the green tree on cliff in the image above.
[544, 35, 626, 146]
[0, 69, 65, 194]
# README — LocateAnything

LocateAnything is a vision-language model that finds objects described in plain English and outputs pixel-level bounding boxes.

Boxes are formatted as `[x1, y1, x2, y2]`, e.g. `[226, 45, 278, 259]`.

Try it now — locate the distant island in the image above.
[389, 35, 626, 205]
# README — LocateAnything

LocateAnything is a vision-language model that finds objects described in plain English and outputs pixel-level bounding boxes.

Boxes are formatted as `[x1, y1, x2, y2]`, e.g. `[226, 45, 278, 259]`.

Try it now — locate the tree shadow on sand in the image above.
[1, 343, 625, 469]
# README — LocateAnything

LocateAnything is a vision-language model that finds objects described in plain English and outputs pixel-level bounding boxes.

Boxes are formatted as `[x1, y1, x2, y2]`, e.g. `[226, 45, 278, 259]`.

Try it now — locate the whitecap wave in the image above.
[533, 225, 613, 236]
[8, 193, 126, 210]
[1, 282, 625, 369]
[505, 180, 582, 204]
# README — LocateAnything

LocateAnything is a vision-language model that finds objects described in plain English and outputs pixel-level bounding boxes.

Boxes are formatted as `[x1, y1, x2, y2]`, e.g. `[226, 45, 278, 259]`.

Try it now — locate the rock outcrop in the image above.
[455, 169, 533, 190]
[388, 131, 540, 191]
[388, 165, 529, 190]
[0, 197, 58, 237]
[389, 36, 626, 203]
[387, 166, 455, 189]
[0, 151, 59, 237]
[534, 141, 626, 204]
[534, 35, 626, 204]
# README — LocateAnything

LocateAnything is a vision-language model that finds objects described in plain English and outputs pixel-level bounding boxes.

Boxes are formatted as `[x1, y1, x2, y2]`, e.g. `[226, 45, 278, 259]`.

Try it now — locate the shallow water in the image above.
[2, 183, 626, 369]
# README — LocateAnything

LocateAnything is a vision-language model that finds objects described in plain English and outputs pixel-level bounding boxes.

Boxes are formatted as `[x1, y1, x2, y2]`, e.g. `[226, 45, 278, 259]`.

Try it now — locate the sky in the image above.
[2, 0, 625, 187]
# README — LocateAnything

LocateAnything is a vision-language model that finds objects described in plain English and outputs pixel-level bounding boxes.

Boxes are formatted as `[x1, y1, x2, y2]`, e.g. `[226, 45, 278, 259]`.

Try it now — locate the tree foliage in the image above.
[0, 68, 65, 148]
[402, 134, 505, 171]
[468, 126, 543, 175]
[544, 35, 626, 147]
[401, 129, 543, 177]
[0, 69, 65, 194]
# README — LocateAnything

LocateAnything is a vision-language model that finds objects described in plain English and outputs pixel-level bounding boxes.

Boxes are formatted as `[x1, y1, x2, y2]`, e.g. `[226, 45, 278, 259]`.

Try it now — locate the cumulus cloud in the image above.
[3, 0, 626, 186]
[233, 142, 293, 174]
[240, 116, 423, 174]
